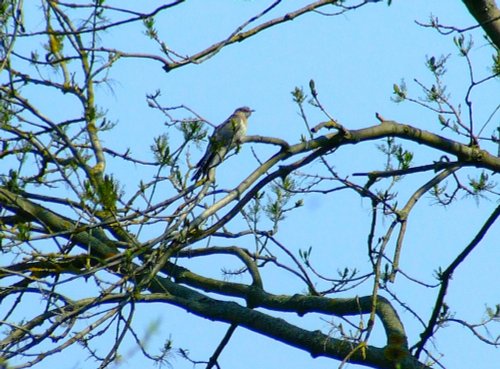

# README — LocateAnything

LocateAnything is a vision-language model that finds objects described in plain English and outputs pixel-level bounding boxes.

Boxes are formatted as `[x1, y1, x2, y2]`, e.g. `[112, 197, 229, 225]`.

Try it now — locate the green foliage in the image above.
[46, 32, 64, 55]
[98, 117, 117, 131]
[0, 2, 10, 19]
[299, 246, 312, 266]
[0, 100, 13, 124]
[291, 86, 306, 104]
[426, 55, 448, 76]
[265, 185, 288, 224]
[391, 80, 407, 102]
[453, 34, 472, 57]
[157, 337, 174, 366]
[16, 222, 31, 242]
[151, 134, 171, 165]
[468, 171, 495, 195]
[264, 177, 301, 230]
[29, 50, 39, 63]
[97, 175, 120, 211]
[395, 146, 413, 170]
[485, 304, 500, 320]
[83, 175, 121, 211]
[179, 119, 205, 142]
[381, 263, 390, 283]
[434, 266, 444, 281]
[429, 182, 448, 202]
[437, 114, 460, 133]
[427, 84, 445, 102]
[377, 137, 413, 172]
[308, 79, 317, 98]
[245, 191, 264, 225]
[171, 167, 182, 187]
[143, 17, 157, 39]
[3, 170, 21, 192]
[492, 50, 500, 76]
[437, 114, 448, 127]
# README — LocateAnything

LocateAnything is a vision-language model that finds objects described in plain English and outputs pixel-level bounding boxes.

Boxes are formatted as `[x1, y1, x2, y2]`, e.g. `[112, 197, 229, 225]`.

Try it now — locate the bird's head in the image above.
[235, 106, 254, 118]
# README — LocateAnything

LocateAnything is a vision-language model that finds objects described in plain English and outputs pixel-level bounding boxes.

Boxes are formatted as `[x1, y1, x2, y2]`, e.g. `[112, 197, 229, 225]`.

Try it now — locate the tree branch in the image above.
[462, 0, 500, 49]
[414, 203, 500, 357]
[146, 275, 431, 369]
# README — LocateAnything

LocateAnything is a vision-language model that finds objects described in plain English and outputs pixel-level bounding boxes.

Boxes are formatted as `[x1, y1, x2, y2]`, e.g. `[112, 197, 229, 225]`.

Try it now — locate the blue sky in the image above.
[6, 1, 499, 369]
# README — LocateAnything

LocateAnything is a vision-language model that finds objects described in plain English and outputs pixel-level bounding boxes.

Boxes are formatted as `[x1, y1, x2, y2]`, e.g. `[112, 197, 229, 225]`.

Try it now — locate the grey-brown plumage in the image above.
[192, 106, 254, 182]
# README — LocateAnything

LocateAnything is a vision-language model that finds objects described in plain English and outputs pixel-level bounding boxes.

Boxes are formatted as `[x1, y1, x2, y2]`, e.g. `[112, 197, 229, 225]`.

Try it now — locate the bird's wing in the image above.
[191, 115, 243, 181]
[191, 128, 230, 181]
[215, 116, 243, 147]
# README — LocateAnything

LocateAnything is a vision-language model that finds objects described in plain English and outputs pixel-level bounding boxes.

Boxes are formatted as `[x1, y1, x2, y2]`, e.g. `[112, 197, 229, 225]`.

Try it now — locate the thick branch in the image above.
[146, 275, 430, 369]
[0, 188, 118, 258]
[340, 121, 500, 171]
[191, 119, 500, 239]
[162, 262, 407, 350]
[462, 0, 500, 49]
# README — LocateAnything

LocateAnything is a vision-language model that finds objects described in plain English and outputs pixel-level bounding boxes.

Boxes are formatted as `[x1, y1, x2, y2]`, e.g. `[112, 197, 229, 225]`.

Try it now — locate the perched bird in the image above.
[192, 106, 254, 182]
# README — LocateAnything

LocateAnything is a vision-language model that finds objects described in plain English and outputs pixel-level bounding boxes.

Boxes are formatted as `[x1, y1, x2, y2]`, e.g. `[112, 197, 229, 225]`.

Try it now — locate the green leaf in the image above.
[492, 50, 500, 76]
[391, 80, 407, 102]
[151, 134, 171, 165]
[291, 86, 305, 104]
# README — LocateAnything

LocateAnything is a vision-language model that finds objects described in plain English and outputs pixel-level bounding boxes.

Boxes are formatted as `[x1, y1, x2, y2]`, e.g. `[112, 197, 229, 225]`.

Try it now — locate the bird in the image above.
[191, 106, 254, 182]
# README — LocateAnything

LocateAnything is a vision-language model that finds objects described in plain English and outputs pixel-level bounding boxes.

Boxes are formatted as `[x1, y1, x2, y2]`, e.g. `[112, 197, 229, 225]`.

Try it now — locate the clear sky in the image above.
[6, 1, 499, 369]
